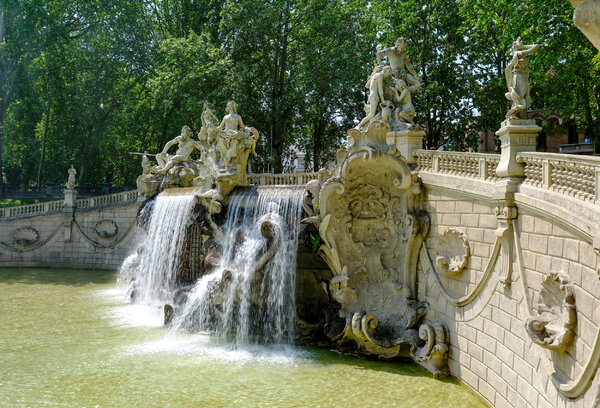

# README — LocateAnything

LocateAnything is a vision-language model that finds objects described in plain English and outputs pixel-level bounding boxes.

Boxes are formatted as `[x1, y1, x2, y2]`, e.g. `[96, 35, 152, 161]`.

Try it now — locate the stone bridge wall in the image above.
[416, 150, 600, 408]
[0, 191, 141, 269]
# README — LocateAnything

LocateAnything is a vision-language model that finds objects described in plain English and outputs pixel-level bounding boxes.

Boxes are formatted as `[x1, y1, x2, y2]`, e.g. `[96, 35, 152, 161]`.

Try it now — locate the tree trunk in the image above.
[312, 119, 322, 171]
[0, 106, 4, 184]
[37, 97, 52, 187]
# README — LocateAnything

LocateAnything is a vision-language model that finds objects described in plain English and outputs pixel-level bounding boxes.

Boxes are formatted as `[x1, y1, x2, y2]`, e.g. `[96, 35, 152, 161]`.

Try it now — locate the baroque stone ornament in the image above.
[13, 226, 40, 245]
[435, 228, 470, 275]
[526, 272, 577, 352]
[94, 219, 118, 238]
[304, 118, 449, 376]
[495, 205, 518, 287]
[135, 101, 259, 212]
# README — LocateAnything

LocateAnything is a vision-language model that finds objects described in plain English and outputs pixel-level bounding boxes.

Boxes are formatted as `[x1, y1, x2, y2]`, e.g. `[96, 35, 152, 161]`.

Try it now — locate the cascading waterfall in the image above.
[171, 187, 304, 346]
[120, 194, 196, 304]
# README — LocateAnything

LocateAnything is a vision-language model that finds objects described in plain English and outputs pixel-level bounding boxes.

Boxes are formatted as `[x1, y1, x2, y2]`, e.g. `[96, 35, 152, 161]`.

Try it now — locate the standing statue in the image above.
[155, 125, 202, 175]
[505, 38, 540, 119]
[198, 102, 220, 145]
[376, 37, 422, 89]
[141, 152, 153, 175]
[66, 165, 77, 189]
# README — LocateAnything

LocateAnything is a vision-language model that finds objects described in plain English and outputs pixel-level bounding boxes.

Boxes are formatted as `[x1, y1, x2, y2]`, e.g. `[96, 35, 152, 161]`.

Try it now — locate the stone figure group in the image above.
[136, 101, 259, 197]
[356, 37, 422, 131]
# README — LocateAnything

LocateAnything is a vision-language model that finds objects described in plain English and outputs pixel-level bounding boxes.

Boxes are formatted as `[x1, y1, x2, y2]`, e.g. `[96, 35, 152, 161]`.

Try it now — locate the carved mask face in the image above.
[348, 185, 387, 220]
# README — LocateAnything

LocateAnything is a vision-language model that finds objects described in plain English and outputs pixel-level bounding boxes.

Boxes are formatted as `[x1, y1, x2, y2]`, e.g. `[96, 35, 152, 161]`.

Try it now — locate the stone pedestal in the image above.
[387, 128, 426, 164]
[63, 189, 78, 209]
[495, 119, 541, 178]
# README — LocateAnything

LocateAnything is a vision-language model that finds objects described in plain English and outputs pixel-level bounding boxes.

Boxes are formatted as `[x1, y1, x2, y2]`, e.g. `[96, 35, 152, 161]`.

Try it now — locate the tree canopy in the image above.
[0, 0, 596, 186]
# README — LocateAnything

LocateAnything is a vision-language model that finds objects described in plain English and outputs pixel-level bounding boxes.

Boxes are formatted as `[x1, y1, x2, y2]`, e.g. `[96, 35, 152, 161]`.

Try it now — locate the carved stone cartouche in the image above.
[304, 119, 449, 376]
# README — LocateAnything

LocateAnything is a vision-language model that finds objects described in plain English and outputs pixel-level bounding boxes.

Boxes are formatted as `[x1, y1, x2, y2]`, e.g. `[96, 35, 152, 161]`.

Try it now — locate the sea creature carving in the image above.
[526, 271, 577, 352]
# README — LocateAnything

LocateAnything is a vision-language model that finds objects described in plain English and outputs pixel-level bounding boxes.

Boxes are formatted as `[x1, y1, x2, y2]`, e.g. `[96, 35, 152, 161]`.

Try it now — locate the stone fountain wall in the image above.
[413, 150, 600, 408]
[0, 192, 141, 269]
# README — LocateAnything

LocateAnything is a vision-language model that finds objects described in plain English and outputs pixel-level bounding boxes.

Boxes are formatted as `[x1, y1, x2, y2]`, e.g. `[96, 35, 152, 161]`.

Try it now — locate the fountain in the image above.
[124, 38, 449, 377]
[123, 100, 306, 347]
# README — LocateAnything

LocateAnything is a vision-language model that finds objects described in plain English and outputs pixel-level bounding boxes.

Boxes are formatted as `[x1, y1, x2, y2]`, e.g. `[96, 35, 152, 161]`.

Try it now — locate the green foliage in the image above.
[1, 0, 599, 186]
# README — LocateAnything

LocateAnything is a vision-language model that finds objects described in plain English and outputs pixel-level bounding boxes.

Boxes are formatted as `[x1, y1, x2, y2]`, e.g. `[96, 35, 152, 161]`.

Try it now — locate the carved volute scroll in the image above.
[526, 272, 577, 352]
[435, 228, 470, 275]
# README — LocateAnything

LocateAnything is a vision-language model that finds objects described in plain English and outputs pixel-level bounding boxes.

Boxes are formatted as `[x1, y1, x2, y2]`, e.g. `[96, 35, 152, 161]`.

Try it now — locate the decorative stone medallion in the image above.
[94, 219, 118, 238]
[13, 226, 40, 245]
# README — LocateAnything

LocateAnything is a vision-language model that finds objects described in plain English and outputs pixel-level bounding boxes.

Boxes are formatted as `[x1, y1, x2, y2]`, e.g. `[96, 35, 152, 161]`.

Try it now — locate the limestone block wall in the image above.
[417, 183, 600, 408]
[0, 202, 140, 269]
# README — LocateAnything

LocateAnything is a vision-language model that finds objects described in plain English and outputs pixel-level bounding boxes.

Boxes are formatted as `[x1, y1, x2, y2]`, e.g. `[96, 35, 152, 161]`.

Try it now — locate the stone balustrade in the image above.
[0, 190, 138, 220]
[75, 190, 138, 210]
[247, 172, 319, 186]
[0, 200, 64, 219]
[414, 150, 501, 182]
[518, 152, 600, 203]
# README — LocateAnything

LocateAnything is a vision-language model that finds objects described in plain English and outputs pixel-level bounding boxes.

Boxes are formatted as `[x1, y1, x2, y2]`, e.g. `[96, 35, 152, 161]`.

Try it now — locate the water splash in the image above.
[120, 194, 196, 305]
[171, 187, 304, 346]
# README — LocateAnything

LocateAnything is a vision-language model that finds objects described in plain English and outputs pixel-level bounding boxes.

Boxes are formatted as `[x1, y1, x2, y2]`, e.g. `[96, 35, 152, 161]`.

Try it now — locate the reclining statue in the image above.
[155, 125, 202, 175]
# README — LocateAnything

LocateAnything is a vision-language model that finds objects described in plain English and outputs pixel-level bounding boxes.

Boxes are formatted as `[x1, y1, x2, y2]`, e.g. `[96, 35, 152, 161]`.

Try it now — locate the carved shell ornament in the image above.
[13, 226, 40, 245]
[526, 272, 577, 352]
[435, 228, 470, 275]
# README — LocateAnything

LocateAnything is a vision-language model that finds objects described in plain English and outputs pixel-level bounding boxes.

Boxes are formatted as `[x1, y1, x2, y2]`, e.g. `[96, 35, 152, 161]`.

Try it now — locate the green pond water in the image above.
[0, 268, 486, 408]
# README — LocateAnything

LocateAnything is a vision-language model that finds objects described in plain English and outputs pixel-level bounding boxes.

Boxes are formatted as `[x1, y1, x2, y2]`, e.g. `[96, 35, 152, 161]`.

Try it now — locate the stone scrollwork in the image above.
[526, 272, 577, 352]
[495, 205, 518, 288]
[435, 228, 470, 275]
[412, 322, 450, 378]
[13, 226, 40, 245]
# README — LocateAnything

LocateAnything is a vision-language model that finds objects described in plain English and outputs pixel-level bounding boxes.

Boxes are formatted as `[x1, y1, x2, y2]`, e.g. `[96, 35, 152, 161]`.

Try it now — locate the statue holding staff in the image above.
[505, 38, 540, 119]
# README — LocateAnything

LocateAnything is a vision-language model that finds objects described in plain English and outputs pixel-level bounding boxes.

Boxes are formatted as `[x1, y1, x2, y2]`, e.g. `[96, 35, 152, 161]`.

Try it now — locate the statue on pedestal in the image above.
[66, 165, 77, 190]
[356, 37, 422, 133]
[504, 38, 540, 120]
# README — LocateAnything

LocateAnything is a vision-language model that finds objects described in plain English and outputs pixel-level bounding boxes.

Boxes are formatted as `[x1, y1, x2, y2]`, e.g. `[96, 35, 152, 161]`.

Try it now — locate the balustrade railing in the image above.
[414, 150, 501, 182]
[247, 172, 319, 186]
[518, 152, 600, 203]
[0, 190, 138, 220]
[0, 200, 64, 219]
